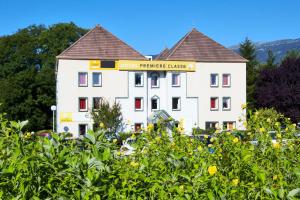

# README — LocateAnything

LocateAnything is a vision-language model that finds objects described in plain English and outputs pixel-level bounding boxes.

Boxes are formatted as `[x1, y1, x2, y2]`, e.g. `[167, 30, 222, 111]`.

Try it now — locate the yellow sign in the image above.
[89, 60, 101, 70]
[60, 112, 73, 122]
[116, 60, 196, 71]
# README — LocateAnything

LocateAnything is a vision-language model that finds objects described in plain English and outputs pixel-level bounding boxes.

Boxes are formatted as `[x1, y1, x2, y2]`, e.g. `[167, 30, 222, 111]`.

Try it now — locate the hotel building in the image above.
[56, 25, 247, 137]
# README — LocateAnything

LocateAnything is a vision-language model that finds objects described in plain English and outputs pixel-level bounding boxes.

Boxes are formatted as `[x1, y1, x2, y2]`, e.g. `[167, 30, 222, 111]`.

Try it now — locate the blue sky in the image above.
[0, 0, 299, 54]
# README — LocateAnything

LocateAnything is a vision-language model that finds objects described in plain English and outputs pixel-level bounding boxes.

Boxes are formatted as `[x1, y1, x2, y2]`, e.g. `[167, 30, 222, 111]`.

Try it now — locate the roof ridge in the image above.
[97, 25, 146, 59]
[57, 26, 96, 58]
[165, 29, 195, 60]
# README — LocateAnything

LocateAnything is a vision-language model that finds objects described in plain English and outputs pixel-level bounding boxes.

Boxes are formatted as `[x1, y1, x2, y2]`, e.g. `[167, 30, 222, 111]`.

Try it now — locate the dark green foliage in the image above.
[239, 38, 259, 109]
[0, 23, 87, 131]
[255, 56, 300, 122]
[91, 100, 123, 138]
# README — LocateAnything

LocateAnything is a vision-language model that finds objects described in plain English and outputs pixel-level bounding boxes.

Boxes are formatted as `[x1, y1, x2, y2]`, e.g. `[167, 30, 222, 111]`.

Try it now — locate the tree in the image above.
[239, 38, 259, 109]
[255, 56, 300, 122]
[265, 50, 277, 69]
[0, 23, 87, 131]
[91, 100, 124, 138]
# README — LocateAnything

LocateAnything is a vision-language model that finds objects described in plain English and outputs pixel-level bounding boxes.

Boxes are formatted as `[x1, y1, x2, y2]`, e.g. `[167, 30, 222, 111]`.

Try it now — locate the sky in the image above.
[0, 0, 299, 55]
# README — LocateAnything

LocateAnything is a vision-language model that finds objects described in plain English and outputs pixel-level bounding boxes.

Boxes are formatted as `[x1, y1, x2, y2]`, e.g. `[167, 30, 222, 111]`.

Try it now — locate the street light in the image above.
[51, 105, 57, 133]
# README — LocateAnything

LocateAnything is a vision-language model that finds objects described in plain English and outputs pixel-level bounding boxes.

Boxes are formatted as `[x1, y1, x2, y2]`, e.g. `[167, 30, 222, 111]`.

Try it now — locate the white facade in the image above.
[56, 59, 246, 137]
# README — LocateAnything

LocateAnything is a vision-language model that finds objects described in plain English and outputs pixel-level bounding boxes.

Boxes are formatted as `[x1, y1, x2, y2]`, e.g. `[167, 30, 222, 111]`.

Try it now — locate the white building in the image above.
[56, 25, 247, 137]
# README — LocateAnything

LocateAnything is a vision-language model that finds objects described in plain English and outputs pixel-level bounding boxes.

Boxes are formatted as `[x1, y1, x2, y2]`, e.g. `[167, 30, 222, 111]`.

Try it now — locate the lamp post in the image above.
[51, 105, 57, 133]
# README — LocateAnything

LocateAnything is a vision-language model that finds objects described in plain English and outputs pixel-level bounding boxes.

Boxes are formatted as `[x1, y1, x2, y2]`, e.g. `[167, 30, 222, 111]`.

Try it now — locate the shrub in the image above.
[0, 110, 299, 199]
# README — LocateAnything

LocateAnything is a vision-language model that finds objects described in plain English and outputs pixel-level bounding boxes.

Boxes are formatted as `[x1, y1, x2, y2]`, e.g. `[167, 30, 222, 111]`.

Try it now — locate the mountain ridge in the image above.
[229, 38, 300, 63]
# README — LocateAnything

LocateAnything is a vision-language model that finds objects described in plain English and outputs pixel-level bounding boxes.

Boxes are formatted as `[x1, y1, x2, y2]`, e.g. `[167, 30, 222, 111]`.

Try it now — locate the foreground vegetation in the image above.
[0, 110, 300, 199]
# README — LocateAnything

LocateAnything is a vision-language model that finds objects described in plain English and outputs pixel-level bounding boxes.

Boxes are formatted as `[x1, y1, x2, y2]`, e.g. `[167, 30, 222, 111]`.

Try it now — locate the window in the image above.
[210, 97, 218, 110]
[222, 74, 231, 87]
[79, 97, 88, 112]
[210, 74, 218, 87]
[151, 96, 159, 110]
[134, 123, 142, 132]
[101, 60, 115, 69]
[78, 72, 88, 87]
[79, 124, 87, 136]
[135, 98, 143, 111]
[172, 97, 180, 110]
[205, 122, 219, 130]
[222, 97, 231, 110]
[151, 72, 159, 88]
[93, 97, 102, 109]
[223, 121, 236, 130]
[172, 73, 180, 87]
[135, 73, 143, 87]
[92, 72, 102, 87]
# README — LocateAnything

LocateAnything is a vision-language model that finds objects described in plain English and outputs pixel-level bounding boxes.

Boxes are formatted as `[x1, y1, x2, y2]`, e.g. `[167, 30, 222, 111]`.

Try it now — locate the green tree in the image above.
[0, 23, 87, 131]
[282, 50, 300, 62]
[239, 38, 259, 109]
[91, 100, 124, 138]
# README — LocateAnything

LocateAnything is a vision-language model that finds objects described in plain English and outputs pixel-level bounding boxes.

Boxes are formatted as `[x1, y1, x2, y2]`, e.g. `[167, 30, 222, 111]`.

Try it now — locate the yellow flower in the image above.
[241, 103, 247, 110]
[208, 165, 217, 175]
[267, 118, 271, 123]
[232, 179, 239, 186]
[243, 121, 247, 128]
[113, 139, 118, 143]
[179, 185, 184, 191]
[204, 134, 209, 139]
[147, 123, 154, 132]
[259, 127, 266, 133]
[130, 161, 139, 168]
[226, 132, 231, 135]
[208, 144, 213, 147]
[276, 133, 281, 139]
[285, 127, 289, 132]
[210, 138, 215, 142]
[273, 175, 278, 180]
[275, 122, 280, 127]
[233, 137, 239, 143]
[273, 142, 281, 149]
[215, 129, 220, 134]
[197, 146, 203, 151]
[99, 122, 105, 129]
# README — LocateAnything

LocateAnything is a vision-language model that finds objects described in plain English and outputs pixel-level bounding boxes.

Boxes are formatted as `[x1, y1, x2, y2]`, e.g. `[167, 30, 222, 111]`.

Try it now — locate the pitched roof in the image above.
[57, 25, 147, 60]
[158, 28, 247, 62]
[154, 48, 169, 60]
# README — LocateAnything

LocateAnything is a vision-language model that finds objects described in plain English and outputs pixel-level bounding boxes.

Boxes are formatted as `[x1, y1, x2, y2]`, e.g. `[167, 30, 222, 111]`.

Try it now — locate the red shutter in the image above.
[210, 98, 215, 108]
[135, 98, 141, 109]
[80, 99, 86, 110]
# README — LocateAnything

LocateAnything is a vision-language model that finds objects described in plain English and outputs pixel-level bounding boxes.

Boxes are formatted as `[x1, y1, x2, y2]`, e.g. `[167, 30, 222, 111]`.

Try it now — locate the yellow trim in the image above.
[116, 60, 196, 71]
[89, 60, 118, 70]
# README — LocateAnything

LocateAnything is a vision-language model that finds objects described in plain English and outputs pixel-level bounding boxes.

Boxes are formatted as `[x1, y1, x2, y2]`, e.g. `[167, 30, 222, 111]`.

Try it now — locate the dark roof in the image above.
[57, 25, 147, 60]
[157, 28, 247, 62]
[154, 48, 169, 60]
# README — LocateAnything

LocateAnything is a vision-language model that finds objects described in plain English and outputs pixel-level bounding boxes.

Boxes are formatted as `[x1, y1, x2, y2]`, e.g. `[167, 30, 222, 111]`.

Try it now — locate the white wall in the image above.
[187, 62, 247, 130]
[56, 59, 246, 136]
[56, 59, 128, 137]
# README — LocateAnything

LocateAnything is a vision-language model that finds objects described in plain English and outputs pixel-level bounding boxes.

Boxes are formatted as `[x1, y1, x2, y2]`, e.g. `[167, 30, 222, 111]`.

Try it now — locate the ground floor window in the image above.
[134, 123, 142, 132]
[223, 121, 236, 130]
[205, 121, 218, 130]
[79, 124, 87, 136]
